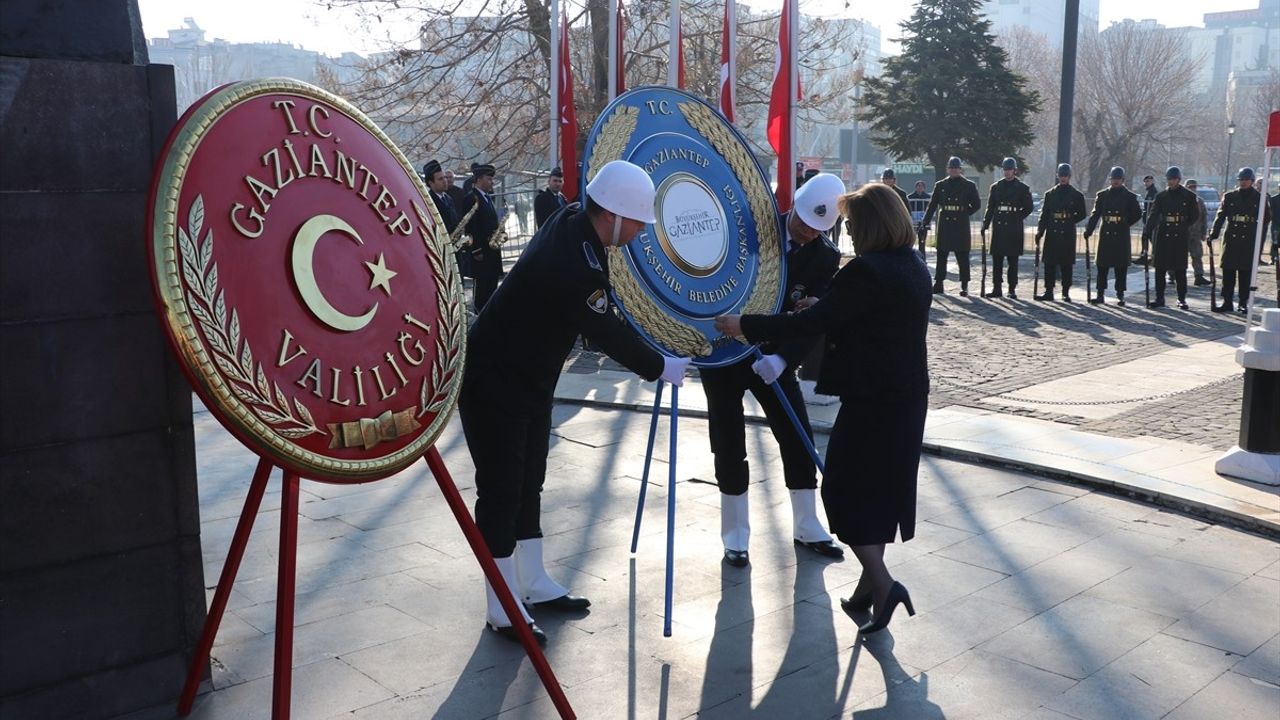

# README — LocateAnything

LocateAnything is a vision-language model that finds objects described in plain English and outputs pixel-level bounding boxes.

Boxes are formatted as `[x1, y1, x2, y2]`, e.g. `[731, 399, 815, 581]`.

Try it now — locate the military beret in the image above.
[1238, 167, 1256, 181]
[1057, 163, 1072, 177]
[471, 162, 496, 178]
[947, 156, 962, 169]
[1109, 166, 1125, 180]
[881, 168, 895, 179]
[1165, 166, 1182, 180]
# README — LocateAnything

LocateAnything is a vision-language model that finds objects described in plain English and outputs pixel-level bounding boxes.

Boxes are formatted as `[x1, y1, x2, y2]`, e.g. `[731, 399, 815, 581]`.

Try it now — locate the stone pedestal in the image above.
[0, 2, 206, 717]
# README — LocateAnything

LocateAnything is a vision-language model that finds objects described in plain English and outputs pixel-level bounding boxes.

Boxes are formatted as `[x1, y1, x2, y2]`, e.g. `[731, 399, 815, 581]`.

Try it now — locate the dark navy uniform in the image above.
[1142, 185, 1200, 305]
[1085, 185, 1142, 298]
[982, 176, 1033, 293]
[1211, 186, 1272, 309]
[1036, 183, 1087, 297]
[700, 223, 839, 496]
[534, 187, 567, 229]
[461, 187, 502, 310]
[460, 206, 663, 557]
[922, 175, 981, 290]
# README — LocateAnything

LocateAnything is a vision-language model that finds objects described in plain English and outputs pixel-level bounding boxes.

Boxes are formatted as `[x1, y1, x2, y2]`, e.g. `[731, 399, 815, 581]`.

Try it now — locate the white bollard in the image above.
[1215, 308, 1280, 485]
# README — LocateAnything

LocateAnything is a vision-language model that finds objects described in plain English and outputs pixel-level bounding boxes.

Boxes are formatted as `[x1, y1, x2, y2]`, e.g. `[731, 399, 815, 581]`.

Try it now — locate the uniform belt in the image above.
[943, 205, 963, 211]
[1103, 215, 1123, 223]
[1231, 215, 1254, 223]
[1052, 212, 1071, 219]
[997, 205, 1016, 212]
[1166, 214, 1182, 222]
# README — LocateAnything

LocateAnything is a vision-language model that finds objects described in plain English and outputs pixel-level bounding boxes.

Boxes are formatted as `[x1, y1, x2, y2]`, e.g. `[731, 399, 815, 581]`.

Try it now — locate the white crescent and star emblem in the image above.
[291, 214, 394, 332]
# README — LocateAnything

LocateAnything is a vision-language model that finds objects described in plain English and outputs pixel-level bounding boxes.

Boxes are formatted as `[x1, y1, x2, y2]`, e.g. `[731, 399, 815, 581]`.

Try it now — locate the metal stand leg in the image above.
[423, 447, 575, 719]
[177, 457, 273, 716]
[629, 380, 665, 553]
[753, 348, 825, 473]
[272, 471, 301, 720]
[663, 385, 679, 638]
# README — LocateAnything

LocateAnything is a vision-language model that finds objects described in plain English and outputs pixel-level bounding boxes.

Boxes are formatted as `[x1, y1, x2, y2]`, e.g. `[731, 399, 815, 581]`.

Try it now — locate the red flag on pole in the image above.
[615, 0, 626, 95]
[558, 10, 579, 201]
[768, 0, 797, 211]
[719, 0, 736, 122]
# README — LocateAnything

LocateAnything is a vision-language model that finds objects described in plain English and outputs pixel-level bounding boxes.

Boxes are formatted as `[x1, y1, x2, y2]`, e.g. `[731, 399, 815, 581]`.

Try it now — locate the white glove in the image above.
[751, 354, 786, 384]
[660, 356, 691, 387]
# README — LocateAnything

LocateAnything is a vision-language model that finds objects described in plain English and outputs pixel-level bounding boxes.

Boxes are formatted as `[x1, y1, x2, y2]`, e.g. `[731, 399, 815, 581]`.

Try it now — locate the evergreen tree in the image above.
[860, 0, 1040, 179]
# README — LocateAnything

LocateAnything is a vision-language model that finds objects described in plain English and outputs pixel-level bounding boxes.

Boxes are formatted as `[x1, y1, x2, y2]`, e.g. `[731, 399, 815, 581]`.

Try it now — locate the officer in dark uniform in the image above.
[922, 156, 982, 295]
[701, 174, 845, 569]
[422, 159, 459, 234]
[1084, 166, 1143, 306]
[1141, 166, 1200, 309]
[1034, 164, 1087, 302]
[534, 167, 568, 230]
[1136, 175, 1157, 265]
[461, 160, 690, 645]
[460, 162, 503, 311]
[981, 157, 1034, 298]
[907, 181, 931, 253]
[880, 168, 910, 210]
[1210, 167, 1273, 313]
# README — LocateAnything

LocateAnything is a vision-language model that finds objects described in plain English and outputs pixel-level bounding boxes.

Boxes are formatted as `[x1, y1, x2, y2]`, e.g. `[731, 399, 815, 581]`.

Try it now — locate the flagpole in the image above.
[789, 0, 798, 192]
[727, 0, 737, 114]
[608, 0, 618, 100]
[550, 0, 560, 171]
[668, 0, 680, 88]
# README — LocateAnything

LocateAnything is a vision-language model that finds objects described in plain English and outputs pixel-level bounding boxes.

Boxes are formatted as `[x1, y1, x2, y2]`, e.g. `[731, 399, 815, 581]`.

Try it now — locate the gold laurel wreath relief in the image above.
[412, 201, 466, 420]
[179, 194, 325, 439]
[588, 105, 712, 358]
[678, 101, 782, 316]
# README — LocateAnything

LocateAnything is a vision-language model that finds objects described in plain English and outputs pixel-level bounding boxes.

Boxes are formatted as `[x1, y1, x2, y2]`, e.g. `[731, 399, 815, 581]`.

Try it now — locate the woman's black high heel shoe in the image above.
[857, 581, 915, 634]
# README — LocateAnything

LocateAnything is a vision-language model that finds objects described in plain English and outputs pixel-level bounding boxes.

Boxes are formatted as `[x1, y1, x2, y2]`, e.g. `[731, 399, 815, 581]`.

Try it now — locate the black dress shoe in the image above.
[1034, 292, 1054, 301]
[932, 285, 945, 295]
[1088, 296, 1104, 305]
[794, 539, 844, 558]
[1117, 296, 1126, 307]
[1194, 276, 1211, 286]
[1007, 290, 1018, 300]
[959, 287, 969, 297]
[1178, 301, 1189, 310]
[489, 621, 547, 646]
[982, 289, 1003, 298]
[723, 549, 749, 567]
[1213, 302, 1231, 313]
[532, 594, 591, 611]
[858, 581, 916, 635]
[1148, 299, 1165, 308]
[1062, 293, 1073, 303]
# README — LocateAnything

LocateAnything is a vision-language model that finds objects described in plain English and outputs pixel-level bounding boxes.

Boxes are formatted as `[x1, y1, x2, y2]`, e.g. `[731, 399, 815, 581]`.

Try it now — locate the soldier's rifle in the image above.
[1207, 232, 1218, 311]
[1084, 229, 1093, 303]
[980, 228, 988, 298]
[1033, 230, 1042, 299]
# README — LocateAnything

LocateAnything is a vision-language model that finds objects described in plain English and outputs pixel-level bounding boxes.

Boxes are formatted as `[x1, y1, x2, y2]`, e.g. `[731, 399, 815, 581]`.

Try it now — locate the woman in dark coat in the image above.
[715, 184, 932, 633]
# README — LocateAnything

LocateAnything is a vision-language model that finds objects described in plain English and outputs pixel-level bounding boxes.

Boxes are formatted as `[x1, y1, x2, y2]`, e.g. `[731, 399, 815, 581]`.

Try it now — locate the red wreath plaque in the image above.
[148, 79, 465, 482]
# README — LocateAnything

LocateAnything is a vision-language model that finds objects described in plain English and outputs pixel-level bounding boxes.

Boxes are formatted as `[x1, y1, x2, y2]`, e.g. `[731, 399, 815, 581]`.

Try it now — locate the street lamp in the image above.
[1223, 121, 1236, 192]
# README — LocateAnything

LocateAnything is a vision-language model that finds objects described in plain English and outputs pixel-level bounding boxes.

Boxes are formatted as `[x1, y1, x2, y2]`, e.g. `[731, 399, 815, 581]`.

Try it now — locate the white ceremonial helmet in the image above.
[793, 173, 845, 232]
[586, 160, 658, 224]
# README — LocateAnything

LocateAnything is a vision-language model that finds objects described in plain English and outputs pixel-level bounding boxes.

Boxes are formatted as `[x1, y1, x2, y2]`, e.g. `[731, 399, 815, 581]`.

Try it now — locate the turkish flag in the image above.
[559, 10, 579, 201]
[719, 1, 735, 122]
[767, 0, 798, 211]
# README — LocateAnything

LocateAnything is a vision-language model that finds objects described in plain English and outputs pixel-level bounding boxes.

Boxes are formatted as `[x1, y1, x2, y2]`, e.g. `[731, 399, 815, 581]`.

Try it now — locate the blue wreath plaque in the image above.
[581, 87, 785, 368]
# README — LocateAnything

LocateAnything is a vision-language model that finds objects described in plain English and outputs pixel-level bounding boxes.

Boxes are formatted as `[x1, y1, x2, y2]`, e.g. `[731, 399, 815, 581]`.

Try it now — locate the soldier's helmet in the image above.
[1001, 157, 1017, 171]
[1238, 167, 1256, 181]
[1057, 163, 1072, 177]
[586, 160, 657, 223]
[1109, 166, 1125, 180]
[947, 156, 962, 169]
[1166, 166, 1182, 180]
[881, 168, 895, 179]
[794, 173, 845, 232]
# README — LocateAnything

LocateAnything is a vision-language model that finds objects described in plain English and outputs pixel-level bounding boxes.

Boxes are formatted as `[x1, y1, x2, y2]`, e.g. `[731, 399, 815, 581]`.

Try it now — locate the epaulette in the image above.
[582, 241, 602, 271]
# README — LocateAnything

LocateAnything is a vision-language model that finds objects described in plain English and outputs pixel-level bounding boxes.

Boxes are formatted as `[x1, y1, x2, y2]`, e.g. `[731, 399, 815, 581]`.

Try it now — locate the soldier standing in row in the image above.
[1185, 180, 1210, 287]
[1035, 164, 1087, 302]
[534, 166, 568, 230]
[461, 162, 503, 312]
[1084, 166, 1143, 306]
[1142, 166, 1200, 309]
[907, 181, 930, 253]
[922, 156, 981, 295]
[981, 157, 1034, 299]
[1211, 168, 1273, 313]
[880, 168, 910, 210]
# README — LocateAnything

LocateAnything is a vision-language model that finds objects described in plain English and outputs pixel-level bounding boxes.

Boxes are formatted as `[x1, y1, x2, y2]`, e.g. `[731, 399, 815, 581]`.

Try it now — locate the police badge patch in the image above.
[586, 288, 608, 314]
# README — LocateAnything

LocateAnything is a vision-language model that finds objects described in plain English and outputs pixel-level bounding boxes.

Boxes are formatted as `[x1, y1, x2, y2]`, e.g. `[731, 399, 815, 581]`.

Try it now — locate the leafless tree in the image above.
[323, 0, 865, 176]
[1072, 23, 1209, 193]
[999, 26, 1060, 188]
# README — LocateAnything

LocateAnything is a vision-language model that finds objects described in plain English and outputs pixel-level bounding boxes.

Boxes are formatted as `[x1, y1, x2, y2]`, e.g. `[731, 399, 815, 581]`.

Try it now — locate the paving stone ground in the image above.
[122, 402, 1280, 720]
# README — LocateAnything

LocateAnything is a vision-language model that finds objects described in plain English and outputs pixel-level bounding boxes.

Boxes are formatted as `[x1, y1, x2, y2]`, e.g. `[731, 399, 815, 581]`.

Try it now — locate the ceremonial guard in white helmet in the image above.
[459, 161, 691, 645]
[700, 173, 846, 568]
